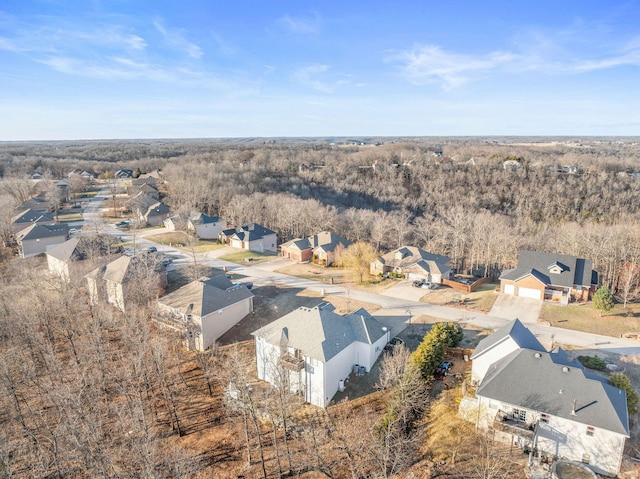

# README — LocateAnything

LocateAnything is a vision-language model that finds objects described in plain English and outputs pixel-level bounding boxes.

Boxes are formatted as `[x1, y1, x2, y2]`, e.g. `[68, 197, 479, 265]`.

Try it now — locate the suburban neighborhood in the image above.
[1, 159, 638, 479]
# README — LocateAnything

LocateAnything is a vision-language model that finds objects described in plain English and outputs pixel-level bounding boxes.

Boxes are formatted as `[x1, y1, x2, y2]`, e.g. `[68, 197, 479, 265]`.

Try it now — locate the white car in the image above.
[69, 228, 79, 235]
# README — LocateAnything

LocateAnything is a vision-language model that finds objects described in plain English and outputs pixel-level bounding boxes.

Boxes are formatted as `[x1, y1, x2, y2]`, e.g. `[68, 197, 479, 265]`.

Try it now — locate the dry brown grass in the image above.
[540, 302, 640, 337]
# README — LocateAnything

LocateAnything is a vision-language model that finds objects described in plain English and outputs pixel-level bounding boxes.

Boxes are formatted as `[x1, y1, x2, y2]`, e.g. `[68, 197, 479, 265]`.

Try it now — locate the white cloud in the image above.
[153, 19, 203, 59]
[389, 44, 516, 89]
[292, 64, 333, 92]
[278, 13, 321, 34]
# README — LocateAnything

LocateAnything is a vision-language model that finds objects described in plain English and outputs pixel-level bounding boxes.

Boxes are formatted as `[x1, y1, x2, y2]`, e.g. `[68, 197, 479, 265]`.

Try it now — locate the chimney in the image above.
[571, 399, 577, 416]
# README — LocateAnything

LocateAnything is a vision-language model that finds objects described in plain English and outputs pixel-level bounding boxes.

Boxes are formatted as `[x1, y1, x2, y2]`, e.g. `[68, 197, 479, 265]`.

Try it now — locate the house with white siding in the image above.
[466, 319, 629, 477]
[220, 223, 277, 253]
[155, 274, 253, 351]
[187, 213, 226, 240]
[252, 304, 391, 408]
[370, 246, 451, 283]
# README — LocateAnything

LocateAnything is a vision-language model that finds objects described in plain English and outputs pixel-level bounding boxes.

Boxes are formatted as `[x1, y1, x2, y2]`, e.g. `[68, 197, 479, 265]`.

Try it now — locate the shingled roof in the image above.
[375, 246, 451, 276]
[281, 231, 351, 253]
[477, 348, 629, 436]
[158, 275, 253, 317]
[471, 318, 546, 360]
[252, 304, 389, 363]
[499, 250, 596, 288]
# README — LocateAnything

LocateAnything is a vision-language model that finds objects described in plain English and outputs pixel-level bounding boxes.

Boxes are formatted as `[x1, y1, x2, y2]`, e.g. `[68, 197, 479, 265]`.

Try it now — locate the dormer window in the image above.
[548, 262, 566, 274]
[395, 251, 405, 260]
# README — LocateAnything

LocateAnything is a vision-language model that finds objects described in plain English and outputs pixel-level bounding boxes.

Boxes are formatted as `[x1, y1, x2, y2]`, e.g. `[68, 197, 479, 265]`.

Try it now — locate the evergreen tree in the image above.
[593, 285, 614, 316]
[609, 373, 639, 415]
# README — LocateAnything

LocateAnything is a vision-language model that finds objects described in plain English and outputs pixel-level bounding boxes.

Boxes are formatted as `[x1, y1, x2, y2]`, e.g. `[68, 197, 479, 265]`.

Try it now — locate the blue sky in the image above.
[1, 1, 640, 139]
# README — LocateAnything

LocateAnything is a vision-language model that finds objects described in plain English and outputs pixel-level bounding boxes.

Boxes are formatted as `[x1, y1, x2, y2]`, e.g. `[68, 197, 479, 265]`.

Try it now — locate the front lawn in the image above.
[144, 232, 224, 253]
[218, 250, 277, 264]
[540, 302, 640, 337]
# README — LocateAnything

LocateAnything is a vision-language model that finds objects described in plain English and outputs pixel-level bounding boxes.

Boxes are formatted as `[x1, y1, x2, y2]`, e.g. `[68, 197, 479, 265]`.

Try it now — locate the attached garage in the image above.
[517, 287, 542, 300]
[503, 284, 515, 295]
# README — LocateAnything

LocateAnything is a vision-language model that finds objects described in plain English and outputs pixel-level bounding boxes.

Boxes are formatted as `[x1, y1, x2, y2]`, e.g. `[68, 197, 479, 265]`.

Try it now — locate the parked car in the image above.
[123, 247, 135, 256]
[235, 281, 253, 290]
[115, 221, 129, 228]
[160, 257, 173, 267]
[146, 246, 157, 253]
[439, 361, 453, 371]
[69, 228, 79, 235]
[412, 279, 425, 288]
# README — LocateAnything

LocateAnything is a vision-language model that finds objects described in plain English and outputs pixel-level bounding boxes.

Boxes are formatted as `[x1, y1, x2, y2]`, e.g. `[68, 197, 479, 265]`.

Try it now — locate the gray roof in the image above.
[252, 304, 389, 363]
[499, 250, 595, 288]
[45, 237, 83, 262]
[281, 231, 351, 253]
[471, 319, 546, 359]
[477, 348, 629, 436]
[12, 208, 55, 225]
[145, 202, 171, 217]
[375, 246, 451, 275]
[190, 213, 221, 225]
[86, 254, 165, 284]
[228, 223, 276, 241]
[17, 223, 69, 241]
[158, 275, 253, 317]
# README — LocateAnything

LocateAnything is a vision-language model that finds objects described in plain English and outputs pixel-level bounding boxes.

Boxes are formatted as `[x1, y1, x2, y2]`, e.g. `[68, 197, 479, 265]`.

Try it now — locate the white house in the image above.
[252, 304, 391, 408]
[221, 223, 277, 253]
[188, 213, 226, 240]
[46, 237, 84, 282]
[155, 275, 253, 351]
[466, 319, 629, 477]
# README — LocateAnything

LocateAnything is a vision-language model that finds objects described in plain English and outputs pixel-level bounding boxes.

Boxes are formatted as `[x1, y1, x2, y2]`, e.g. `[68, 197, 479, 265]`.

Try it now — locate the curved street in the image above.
[83, 187, 640, 357]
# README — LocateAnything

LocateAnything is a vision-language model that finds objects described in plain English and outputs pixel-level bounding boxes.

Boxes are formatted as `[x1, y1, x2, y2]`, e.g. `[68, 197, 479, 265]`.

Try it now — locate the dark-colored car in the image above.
[439, 361, 453, 371]
[115, 221, 129, 228]
[146, 246, 157, 253]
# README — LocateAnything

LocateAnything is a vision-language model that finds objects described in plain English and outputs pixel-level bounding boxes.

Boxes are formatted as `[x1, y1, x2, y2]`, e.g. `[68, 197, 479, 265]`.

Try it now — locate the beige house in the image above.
[156, 274, 253, 350]
[280, 231, 350, 266]
[370, 246, 451, 283]
[220, 223, 277, 253]
[86, 254, 167, 312]
[46, 237, 84, 282]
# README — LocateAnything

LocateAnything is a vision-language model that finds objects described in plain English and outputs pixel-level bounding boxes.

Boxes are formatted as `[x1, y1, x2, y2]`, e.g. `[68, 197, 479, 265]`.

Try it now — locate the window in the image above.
[513, 408, 526, 421]
[586, 426, 594, 437]
[540, 413, 549, 424]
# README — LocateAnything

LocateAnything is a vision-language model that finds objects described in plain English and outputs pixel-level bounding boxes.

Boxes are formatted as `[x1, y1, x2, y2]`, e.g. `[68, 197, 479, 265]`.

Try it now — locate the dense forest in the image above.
[1, 137, 639, 289]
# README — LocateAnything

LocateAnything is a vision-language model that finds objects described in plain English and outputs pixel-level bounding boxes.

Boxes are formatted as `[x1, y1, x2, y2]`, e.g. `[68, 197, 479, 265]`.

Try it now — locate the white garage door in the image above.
[518, 287, 541, 300]
[503, 284, 515, 295]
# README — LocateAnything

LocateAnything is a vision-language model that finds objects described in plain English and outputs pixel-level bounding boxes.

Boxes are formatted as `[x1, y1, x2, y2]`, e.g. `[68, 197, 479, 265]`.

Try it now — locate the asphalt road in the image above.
[82, 188, 640, 356]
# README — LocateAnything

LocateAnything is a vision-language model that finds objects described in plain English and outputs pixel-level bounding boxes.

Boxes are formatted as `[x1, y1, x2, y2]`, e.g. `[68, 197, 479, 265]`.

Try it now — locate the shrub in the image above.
[609, 373, 639, 415]
[593, 285, 614, 315]
[577, 355, 607, 370]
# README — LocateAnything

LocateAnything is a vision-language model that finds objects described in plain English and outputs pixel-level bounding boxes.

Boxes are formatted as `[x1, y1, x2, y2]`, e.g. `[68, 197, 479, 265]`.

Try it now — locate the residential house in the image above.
[46, 236, 116, 283]
[69, 169, 94, 180]
[128, 192, 171, 226]
[370, 246, 451, 283]
[31, 172, 43, 180]
[16, 197, 50, 214]
[56, 180, 71, 201]
[11, 208, 55, 234]
[163, 214, 187, 232]
[46, 237, 85, 282]
[130, 182, 159, 200]
[143, 202, 171, 226]
[187, 213, 226, 240]
[137, 169, 163, 183]
[220, 223, 277, 253]
[85, 254, 167, 312]
[280, 231, 351, 266]
[156, 274, 253, 351]
[252, 304, 391, 408]
[115, 169, 134, 179]
[499, 250, 598, 303]
[466, 319, 628, 477]
[16, 223, 69, 258]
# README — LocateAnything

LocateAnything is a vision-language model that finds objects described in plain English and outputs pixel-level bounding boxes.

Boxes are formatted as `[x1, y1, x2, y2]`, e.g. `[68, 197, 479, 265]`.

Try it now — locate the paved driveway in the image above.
[489, 294, 542, 324]
[380, 280, 431, 302]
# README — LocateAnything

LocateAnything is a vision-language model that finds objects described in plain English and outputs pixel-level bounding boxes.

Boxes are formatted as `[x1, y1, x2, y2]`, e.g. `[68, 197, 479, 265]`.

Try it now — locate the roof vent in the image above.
[534, 353, 542, 358]
[563, 366, 570, 373]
